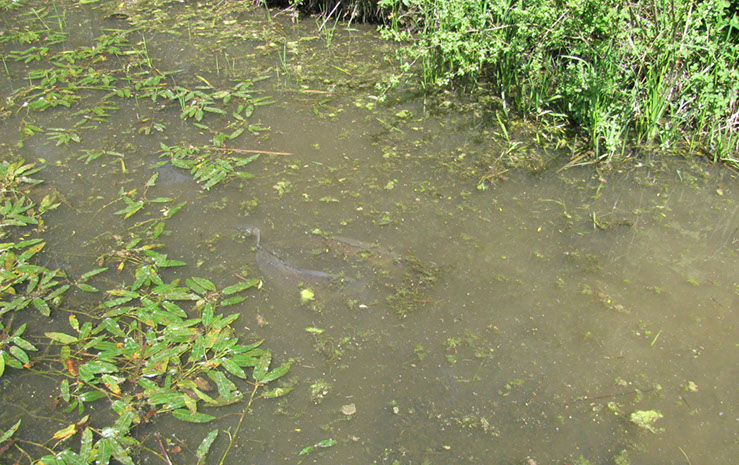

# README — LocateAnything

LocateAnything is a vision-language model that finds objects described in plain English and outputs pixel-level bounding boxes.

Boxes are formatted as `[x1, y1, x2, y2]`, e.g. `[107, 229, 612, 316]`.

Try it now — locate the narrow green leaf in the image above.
[0, 419, 21, 443]
[80, 267, 108, 281]
[45, 332, 78, 344]
[60, 379, 70, 402]
[196, 430, 219, 459]
[220, 295, 246, 306]
[316, 439, 337, 448]
[76, 283, 99, 292]
[171, 409, 216, 423]
[186, 278, 206, 295]
[221, 280, 258, 295]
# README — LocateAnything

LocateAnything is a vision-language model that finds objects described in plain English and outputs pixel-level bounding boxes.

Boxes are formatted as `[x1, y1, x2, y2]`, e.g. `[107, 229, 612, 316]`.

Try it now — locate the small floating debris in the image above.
[341, 403, 356, 416]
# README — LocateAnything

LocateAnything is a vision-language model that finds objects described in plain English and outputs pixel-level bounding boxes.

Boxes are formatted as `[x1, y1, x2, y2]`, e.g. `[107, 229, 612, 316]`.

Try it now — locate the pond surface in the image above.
[0, 2, 737, 464]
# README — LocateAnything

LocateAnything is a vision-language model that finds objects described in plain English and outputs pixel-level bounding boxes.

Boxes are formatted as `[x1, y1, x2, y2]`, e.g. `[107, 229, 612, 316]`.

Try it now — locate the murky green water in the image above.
[1, 2, 737, 464]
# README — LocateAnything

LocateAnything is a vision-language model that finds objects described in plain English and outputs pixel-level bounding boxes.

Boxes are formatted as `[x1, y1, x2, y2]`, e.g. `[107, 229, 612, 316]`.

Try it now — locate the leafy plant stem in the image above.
[218, 383, 260, 465]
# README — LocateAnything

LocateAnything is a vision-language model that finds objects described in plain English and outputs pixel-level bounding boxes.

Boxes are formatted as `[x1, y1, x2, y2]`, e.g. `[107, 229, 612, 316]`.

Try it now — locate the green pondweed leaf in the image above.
[221, 280, 258, 295]
[219, 357, 246, 379]
[96, 438, 113, 465]
[316, 439, 337, 448]
[46, 332, 78, 344]
[9, 345, 29, 365]
[32, 297, 51, 316]
[171, 409, 216, 423]
[80, 427, 93, 460]
[76, 283, 99, 292]
[79, 267, 108, 281]
[196, 429, 219, 460]
[0, 419, 21, 444]
[259, 361, 291, 384]
[220, 295, 246, 306]
[299, 438, 336, 456]
[60, 379, 70, 402]
[109, 437, 135, 465]
[114, 197, 144, 219]
[145, 172, 159, 187]
[252, 350, 272, 382]
[261, 384, 294, 399]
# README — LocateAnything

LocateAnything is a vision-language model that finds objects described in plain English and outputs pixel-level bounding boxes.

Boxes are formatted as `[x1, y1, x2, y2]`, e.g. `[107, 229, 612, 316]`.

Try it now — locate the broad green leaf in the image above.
[192, 277, 216, 292]
[211, 371, 236, 399]
[211, 313, 239, 331]
[171, 409, 216, 423]
[145, 173, 159, 187]
[162, 301, 188, 318]
[97, 438, 112, 465]
[220, 357, 246, 379]
[110, 438, 135, 465]
[9, 345, 29, 364]
[299, 445, 314, 456]
[186, 278, 206, 295]
[196, 430, 219, 459]
[80, 427, 93, 459]
[316, 439, 337, 448]
[0, 354, 5, 377]
[113, 411, 135, 434]
[46, 332, 78, 344]
[252, 350, 272, 382]
[11, 335, 35, 351]
[259, 361, 291, 384]
[33, 297, 51, 316]
[78, 391, 107, 403]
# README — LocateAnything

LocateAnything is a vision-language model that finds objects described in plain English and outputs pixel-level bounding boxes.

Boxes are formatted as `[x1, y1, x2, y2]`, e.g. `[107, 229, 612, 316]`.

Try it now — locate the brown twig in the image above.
[155, 433, 172, 465]
[565, 386, 659, 406]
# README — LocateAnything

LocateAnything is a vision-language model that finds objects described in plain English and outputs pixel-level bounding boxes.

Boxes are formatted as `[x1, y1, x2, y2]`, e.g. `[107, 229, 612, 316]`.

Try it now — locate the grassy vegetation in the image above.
[376, 0, 739, 165]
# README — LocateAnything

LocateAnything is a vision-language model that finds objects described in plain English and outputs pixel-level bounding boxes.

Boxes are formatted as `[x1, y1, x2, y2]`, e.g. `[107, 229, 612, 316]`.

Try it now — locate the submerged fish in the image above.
[255, 244, 335, 288]
[243, 226, 360, 293]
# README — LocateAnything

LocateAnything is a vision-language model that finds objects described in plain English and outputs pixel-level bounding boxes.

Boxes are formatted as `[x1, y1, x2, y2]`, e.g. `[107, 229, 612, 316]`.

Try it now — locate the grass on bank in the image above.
[376, 0, 739, 165]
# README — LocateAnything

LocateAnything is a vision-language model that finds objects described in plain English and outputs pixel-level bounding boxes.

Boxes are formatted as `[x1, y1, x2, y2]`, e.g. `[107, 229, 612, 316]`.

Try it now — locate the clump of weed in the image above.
[630, 409, 664, 433]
